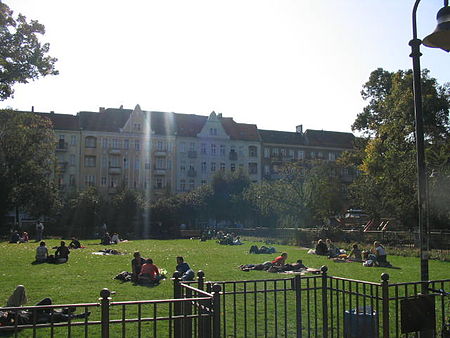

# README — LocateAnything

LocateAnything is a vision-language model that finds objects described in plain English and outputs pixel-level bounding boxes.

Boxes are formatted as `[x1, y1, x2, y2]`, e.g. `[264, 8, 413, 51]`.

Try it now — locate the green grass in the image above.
[0, 238, 449, 337]
[1, 238, 449, 305]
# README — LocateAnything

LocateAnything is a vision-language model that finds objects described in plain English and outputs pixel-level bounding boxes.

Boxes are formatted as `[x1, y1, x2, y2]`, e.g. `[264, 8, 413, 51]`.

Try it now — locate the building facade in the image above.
[38, 106, 355, 199]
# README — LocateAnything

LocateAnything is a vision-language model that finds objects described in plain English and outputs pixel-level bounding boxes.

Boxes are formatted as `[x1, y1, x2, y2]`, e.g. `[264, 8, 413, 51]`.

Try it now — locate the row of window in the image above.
[83, 175, 166, 190]
[84, 136, 172, 152]
[263, 148, 338, 161]
[179, 143, 258, 157]
[179, 162, 258, 174]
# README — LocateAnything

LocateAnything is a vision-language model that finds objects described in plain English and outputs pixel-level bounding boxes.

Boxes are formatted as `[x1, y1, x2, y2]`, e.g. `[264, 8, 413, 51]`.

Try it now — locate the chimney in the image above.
[99, 107, 105, 113]
[296, 125, 303, 134]
[50, 111, 55, 114]
[31, 106, 34, 112]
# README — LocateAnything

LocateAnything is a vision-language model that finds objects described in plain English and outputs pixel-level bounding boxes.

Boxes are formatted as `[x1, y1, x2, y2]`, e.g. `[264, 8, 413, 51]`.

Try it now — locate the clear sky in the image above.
[1, 0, 449, 133]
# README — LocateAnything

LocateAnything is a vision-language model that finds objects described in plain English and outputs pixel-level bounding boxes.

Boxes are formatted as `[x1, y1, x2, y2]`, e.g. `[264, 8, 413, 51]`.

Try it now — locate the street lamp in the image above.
[409, 0, 450, 292]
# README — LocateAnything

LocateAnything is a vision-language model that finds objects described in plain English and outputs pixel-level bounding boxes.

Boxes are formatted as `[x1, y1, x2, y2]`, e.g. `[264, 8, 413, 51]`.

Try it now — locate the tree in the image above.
[349, 68, 450, 228]
[0, 109, 59, 228]
[0, 2, 58, 100]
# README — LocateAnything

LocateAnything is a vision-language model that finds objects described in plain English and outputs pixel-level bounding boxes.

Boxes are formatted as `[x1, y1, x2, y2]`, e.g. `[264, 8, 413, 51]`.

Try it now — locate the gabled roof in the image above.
[259, 129, 305, 145]
[220, 117, 260, 141]
[259, 129, 354, 149]
[40, 112, 80, 131]
[304, 129, 354, 149]
[78, 108, 132, 132]
[173, 113, 207, 137]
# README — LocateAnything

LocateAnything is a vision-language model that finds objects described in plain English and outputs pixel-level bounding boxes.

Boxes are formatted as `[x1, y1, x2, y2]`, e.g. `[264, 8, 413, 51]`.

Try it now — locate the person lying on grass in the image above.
[1, 285, 90, 327]
[271, 252, 288, 266]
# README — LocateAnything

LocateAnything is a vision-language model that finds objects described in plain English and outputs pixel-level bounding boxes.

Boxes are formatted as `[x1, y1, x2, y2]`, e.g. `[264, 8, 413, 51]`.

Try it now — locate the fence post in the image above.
[381, 273, 390, 338]
[211, 283, 222, 338]
[99, 288, 111, 338]
[294, 274, 302, 338]
[173, 271, 183, 338]
[321, 266, 329, 338]
[197, 270, 205, 291]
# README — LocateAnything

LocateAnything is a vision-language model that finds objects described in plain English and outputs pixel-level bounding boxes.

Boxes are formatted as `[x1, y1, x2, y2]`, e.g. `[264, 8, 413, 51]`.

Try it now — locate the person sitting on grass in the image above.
[372, 241, 389, 266]
[326, 239, 340, 258]
[138, 259, 161, 284]
[101, 232, 111, 245]
[68, 237, 81, 249]
[19, 232, 29, 243]
[9, 230, 20, 243]
[175, 256, 195, 281]
[35, 241, 48, 263]
[2, 285, 90, 326]
[54, 241, 70, 263]
[131, 251, 146, 282]
[271, 252, 288, 267]
[315, 239, 328, 256]
[348, 244, 363, 261]
[111, 233, 120, 244]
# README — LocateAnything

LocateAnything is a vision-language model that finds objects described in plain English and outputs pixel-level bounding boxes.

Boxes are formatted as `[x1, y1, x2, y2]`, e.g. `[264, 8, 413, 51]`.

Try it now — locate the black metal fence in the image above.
[1, 270, 448, 337]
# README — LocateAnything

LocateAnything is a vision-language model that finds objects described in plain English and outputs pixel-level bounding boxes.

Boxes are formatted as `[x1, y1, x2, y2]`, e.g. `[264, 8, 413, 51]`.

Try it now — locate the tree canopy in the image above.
[348, 68, 450, 228]
[0, 109, 59, 226]
[0, 2, 58, 100]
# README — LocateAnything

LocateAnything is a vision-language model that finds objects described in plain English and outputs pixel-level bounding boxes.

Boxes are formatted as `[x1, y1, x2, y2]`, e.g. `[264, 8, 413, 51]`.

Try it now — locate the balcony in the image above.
[57, 161, 68, 172]
[108, 167, 122, 175]
[154, 168, 166, 175]
[187, 150, 197, 159]
[229, 151, 238, 161]
[187, 168, 197, 177]
[56, 141, 68, 152]
[109, 148, 121, 155]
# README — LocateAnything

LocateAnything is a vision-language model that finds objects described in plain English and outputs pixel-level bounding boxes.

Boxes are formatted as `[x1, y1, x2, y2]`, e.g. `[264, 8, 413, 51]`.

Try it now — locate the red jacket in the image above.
[140, 263, 159, 279]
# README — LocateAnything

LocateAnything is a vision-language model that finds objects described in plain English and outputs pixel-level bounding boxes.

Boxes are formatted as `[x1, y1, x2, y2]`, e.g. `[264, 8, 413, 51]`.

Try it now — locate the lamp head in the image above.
[422, 5, 450, 52]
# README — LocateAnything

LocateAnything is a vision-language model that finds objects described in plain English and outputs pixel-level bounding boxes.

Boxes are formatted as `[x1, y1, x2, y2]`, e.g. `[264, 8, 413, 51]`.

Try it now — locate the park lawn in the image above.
[0, 238, 449, 306]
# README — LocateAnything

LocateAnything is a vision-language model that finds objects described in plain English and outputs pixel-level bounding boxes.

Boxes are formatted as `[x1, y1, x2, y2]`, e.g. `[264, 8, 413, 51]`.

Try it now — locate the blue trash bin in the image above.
[344, 306, 378, 338]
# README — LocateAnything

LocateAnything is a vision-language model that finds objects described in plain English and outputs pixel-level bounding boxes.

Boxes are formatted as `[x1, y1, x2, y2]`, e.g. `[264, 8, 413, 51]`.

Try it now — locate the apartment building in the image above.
[259, 125, 356, 182]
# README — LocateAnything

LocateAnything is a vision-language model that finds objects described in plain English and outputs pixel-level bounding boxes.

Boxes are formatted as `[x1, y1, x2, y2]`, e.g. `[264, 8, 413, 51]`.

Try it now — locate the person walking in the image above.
[36, 222, 44, 241]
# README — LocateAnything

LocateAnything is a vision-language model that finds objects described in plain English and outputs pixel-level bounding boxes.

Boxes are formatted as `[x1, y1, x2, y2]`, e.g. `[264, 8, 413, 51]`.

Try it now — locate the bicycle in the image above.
[429, 288, 450, 338]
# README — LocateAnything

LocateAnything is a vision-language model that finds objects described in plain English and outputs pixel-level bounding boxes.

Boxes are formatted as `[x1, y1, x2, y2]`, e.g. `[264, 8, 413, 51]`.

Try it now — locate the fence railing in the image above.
[1, 270, 448, 337]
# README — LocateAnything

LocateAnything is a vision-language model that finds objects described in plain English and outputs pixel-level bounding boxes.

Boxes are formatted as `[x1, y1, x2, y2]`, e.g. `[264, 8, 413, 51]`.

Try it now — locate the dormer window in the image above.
[210, 128, 217, 136]
[134, 123, 141, 131]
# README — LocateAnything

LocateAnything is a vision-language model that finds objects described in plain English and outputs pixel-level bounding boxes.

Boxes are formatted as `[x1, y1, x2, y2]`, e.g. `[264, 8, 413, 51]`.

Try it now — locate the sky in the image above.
[1, 0, 449, 133]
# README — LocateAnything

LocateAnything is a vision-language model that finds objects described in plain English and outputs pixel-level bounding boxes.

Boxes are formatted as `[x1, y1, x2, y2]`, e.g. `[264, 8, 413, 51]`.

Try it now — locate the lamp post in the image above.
[409, 0, 450, 293]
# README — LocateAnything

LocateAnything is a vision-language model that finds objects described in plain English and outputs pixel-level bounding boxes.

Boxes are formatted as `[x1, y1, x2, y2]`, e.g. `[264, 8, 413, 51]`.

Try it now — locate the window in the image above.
[201, 180, 207, 185]
[110, 155, 120, 167]
[84, 175, 96, 186]
[156, 157, 165, 169]
[180, 179, 186, 191]
[189, 142, 195, 151]
[280, 148, 286, 157]
[84, 156, 96, 167]
[123, 157, 128, 169]
[272, 148, 279, 155]
[230, 163, 236, 172]
[102, 138, 108, 148]
[210, 128, 217, 136]
[101, 176, 107, 186]
[201, 143, 207, 155]
[85, 136, 97, 148]
[157, 141, 164, 151]
[102, 156, 107, 168]
[180, 160, 186, 173]
[135, 159, 140, 170]
[189, 179, 195, 190]
[211, 144, 216, 156]
[70, 135, 77, 146]
[124, 139, 129, 149]
[134, 123, 141, 131]
[211, 162, 216, 172]
[109, 176, 117, 188]
[298, 150, 304, 160]
[69, 175, 75, 186]
[155, 177, 164, 189]
[249, 163, 258, 174]
[220, 162, 225, 171]
[167, 159, 172, 169]
[289, 149, 294, 158]
[220, 145, 225, 156]
[264, 165, 270, 175]
[318, 152, 323, 159]
[70, 154, 75, 166]
[145, 162, 151, 169]
[180, 142, 186, 153]
[310, 151, 316, 159]
[201, 162, 207, 173]
[249, 146, 257, 157]
[328, 152, 336, 161]
[135, 140, 140, 151]
[264, 148, 270, 158]
[112, 139, 120, 149]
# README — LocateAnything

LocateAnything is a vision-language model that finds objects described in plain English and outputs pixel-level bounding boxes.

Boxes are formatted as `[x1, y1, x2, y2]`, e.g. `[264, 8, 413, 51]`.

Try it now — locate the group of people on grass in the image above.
[217, 232, 243, 245]
[313, 239, 390, 267]
[130, 253, 195, 285]
[240, 252, 312, 274]
[34, 238, 83, 264]
[1, 285, 90, 327]
[100, 232, 121, 245]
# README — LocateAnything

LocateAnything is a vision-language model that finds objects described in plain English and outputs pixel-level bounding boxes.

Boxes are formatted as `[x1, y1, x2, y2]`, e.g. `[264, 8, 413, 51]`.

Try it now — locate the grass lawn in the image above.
[1, 238, 449, 306]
